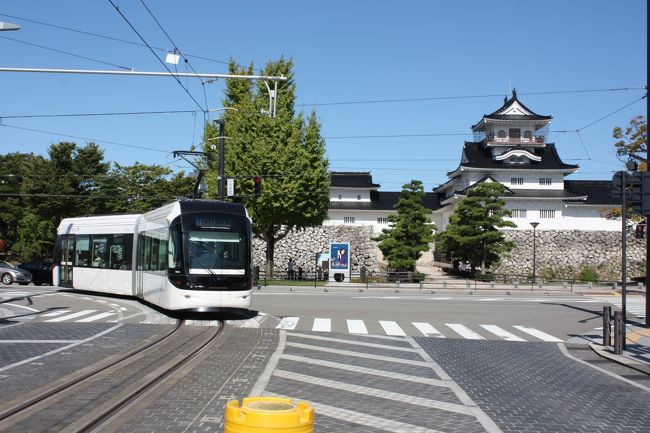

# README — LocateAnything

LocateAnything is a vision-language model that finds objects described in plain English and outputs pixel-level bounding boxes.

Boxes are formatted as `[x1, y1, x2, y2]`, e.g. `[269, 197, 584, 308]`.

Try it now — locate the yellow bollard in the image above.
[224, 396, 314, 433]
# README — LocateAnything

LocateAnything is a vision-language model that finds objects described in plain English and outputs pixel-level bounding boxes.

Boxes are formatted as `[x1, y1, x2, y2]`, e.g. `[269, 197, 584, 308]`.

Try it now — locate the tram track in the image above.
[0, 319, 224, 432]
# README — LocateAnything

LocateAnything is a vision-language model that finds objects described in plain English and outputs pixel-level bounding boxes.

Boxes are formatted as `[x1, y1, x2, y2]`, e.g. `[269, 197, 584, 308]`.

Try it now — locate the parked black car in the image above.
[17, 260, 53, 285]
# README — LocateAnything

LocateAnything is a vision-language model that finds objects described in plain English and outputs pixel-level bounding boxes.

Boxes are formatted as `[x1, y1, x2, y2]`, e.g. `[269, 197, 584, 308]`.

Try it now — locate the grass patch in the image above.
[257, 279, 328, 287]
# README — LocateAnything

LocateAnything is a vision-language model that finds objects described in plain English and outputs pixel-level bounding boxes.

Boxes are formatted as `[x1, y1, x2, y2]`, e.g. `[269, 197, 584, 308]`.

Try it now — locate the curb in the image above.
[588, 343, 650, 376]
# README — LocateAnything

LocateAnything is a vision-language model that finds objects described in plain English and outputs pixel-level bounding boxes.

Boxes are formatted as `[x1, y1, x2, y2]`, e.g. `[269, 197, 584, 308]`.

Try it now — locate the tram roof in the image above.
[57, 214, 140, 235]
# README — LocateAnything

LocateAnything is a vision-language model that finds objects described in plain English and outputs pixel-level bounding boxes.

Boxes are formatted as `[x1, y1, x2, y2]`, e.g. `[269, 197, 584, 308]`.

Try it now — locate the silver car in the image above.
[0, 260, 32, 285]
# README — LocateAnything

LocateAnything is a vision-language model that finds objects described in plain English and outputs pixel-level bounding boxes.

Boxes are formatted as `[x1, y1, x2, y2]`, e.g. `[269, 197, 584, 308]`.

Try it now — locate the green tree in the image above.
[11, 212, 55, 260]
[98, 162, 194, 214]
[0, 152, 38, 255]
[436, 182, 515, 272]
[204, 57, 330, 276]
[375, 180, 436, 271]
[613, 115, 647, 168]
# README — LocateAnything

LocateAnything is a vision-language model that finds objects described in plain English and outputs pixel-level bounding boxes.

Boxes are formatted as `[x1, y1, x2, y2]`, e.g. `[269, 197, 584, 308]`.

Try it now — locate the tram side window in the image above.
[91, 237, 108, 268]
[109, 235, 129, 270]
[168, 219, 183, 271]
[137, 234, 168, 271]
[75, 236, 90, 267]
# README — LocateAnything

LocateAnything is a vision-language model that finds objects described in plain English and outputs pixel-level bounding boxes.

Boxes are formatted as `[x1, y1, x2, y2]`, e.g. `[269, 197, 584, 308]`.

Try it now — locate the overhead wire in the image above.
[137, 0, 211, 125]
[106, 0, 207, 114]
[0, 35, 133, 70]
[0, 122, 172, 154]
[0, 11, 256, 71]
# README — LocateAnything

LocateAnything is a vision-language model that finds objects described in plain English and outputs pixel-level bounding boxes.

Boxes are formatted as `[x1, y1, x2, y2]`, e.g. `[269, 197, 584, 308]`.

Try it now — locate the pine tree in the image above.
[436, 181, 515, 272]
[375, 180, 435, 271]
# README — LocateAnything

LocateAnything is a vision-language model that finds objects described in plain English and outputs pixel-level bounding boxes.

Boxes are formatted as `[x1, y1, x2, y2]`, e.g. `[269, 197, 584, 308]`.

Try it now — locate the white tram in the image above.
[53, 200, 253, 311]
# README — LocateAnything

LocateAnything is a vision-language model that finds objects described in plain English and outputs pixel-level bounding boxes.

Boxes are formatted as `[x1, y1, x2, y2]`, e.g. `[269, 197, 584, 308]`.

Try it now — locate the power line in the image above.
[0, 122, 172, 154]
[576, 94, 647, 131]
[107, 0, 207, 113]
[137, 0, 210, 123]
[0, 109, 197, 119]
[0, 12, 260, 72]
[0, 35, 133, 70]
[297, 87, 647, 108]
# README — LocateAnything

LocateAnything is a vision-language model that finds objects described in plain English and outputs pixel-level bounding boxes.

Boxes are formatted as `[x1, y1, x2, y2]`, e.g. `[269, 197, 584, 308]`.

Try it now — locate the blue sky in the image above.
[0, 0, 647, 192]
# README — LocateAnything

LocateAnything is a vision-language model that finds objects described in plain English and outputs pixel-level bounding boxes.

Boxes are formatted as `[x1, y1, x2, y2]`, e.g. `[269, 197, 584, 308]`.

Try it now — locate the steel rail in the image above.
[73, 322, 224, 433]
[0, 319, 185, 423]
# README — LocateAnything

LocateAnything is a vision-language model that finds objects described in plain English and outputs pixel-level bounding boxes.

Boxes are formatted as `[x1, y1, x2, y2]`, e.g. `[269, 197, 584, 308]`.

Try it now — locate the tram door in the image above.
[59, 234, 74, 287]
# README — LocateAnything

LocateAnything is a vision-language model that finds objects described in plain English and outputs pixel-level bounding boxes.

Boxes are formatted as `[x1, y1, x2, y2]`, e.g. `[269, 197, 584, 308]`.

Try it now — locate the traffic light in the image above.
[254, 176, 262, 196]
[612, 171, 648, 215]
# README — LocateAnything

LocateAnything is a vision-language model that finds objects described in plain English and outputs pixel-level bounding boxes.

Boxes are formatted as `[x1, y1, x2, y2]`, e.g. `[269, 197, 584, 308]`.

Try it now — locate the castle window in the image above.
[497, 130, 506, 139]
[509, 155, 526, 164]
[344, 216, 356, 224]
[511, 177, 524, 186]
[540, 209, 556, 218]
[509, 128, 521, 139]
[539, 177, 552, 186]
[511, 209, 527, 218]
[377, 217, 389, 224]
[338, 194, 342, 200]
[523, 130, 532, 140]
[357, 195, 361, 200]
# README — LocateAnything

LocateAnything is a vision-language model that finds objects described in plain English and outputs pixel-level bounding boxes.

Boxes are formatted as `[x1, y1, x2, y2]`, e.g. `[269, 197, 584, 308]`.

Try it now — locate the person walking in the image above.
[287, 258, 295, 280]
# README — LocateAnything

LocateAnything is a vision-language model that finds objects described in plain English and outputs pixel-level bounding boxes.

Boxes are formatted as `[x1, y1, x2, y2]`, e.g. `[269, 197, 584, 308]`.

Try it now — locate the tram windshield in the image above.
[184, 213, 248, 275]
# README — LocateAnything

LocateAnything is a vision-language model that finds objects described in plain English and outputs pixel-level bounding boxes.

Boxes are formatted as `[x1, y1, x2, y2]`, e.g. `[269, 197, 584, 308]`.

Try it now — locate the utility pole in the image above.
[0, 68, 287, 117]
[213, 119, 226, 200]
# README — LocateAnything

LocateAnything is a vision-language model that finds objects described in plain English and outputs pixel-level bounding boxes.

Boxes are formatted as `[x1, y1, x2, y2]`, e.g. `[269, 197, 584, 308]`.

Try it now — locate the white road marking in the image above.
[3, 303, 39, 313]
[76, 312, 117, 322]
[280, 353, 448, 387]
[312, 318, 331, 332]
[265, 392, 445, 433]
[276, 316, 299, 330]
[45, 310, 98, 322]
[286, 342, 431, 367]
[273, 369, 474, 415]
[412, 322, 445, 338]
[379, 320, 407, 336]
[287, 332, 417, 352]
[480, 325, 526, 342]
[346, 319, 368, 334]
[41, 310, 70, 317]
[0, 324, 124, 373]
[445, 323, 485, 340]
[513, 325, 563, 342]
[0, 339, 81, 344]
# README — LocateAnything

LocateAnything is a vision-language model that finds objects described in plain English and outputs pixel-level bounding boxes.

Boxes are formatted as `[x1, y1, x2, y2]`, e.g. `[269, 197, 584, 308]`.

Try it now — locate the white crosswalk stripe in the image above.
[588, 296, 646, 319]
[412, 322, 445, 338]
[346, 319, 368, 334]
[276, 316, 300, 330]
[312, 318, 331, 332]
[76, 312, 117, 323]
[45, 310, 98, 322]
[262, 317, 564, 342]
[513, 325, 564, 342]
[445, 323, 485, 340]
[379, 320, 407, 336]
[480, 324, 526, 342]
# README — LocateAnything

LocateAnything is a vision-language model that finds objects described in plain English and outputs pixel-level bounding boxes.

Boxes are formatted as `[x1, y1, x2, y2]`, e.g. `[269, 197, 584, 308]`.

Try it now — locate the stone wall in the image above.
[253, 226, 645, 281]
[492, 230, 645, 280]
[253, 225, 381, 276]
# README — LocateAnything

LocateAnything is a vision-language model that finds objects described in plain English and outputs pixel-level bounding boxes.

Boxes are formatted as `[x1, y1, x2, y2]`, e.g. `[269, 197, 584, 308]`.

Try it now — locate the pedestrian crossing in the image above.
[40, 309, 117, 323]
[588, 296, 647, 319]
[273, 316, 564, 342]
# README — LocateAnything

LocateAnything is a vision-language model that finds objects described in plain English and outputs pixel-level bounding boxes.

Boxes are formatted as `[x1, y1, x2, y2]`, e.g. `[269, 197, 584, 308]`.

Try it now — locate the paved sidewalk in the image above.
[589, 324, 650, 374]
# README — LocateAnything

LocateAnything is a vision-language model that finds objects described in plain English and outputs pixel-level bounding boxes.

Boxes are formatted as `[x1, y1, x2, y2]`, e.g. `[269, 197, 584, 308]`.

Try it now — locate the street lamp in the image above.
[530, 222, 539, 285]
